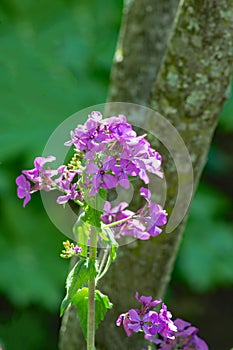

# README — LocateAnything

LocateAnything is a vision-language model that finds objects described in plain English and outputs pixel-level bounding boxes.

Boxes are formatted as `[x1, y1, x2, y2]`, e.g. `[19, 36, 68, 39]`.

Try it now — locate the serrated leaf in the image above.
[60, 258, 98, 316]
[72, 288, 112, 340]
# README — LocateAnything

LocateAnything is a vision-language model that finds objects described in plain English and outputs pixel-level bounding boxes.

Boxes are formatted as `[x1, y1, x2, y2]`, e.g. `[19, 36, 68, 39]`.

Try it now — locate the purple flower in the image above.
[57, 182, 82, 205]
[116, 313, 132, 337]
[147, 203, 167, 236]
[112, 158, 139, 189]
[116, 293, 178, 345]
[172, 318, 209, 350]
[157, 303, 177, 340]
[139, 187, 168, 237]
[101, 192, 167, 241]
[16, 174, 31, 207]
[86, 157, 118, 196]
[135, 292, 162, 310]
[22, 156, 57, 192]
[128, 309, 150, 334]
[101, 201, 134, 225]
[148, 318, 209, 349]
[73, 245, 82, 253]
[120, 219, 150, 240]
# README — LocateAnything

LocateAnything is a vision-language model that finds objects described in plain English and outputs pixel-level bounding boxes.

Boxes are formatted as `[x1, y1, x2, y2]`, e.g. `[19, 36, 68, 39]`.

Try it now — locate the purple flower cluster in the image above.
[101, 187, 167, 240]
[16, 111, 167, 240]
[116, 293, 177, 341]
[148, 318, 209, 349]
[16, 156, 82, 207]
[117, 293, 209, 349]
[65, 111, 163, 196]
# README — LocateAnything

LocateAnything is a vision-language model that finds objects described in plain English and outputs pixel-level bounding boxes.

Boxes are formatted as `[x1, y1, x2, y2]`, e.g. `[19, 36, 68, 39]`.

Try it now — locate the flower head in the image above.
[16, 174, 31, 207]
[116, 293, 177, 343]
[16, 112, 167, 242]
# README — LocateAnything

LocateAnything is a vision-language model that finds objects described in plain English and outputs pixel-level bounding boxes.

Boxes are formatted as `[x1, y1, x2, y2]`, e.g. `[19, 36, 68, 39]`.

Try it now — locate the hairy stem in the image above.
[87, 227, 98, 350]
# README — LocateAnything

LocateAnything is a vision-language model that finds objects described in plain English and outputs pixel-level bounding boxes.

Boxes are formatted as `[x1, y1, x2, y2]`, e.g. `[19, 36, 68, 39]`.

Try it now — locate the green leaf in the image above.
[97, 225, 118, 280]
[100, 224, 118, 246]
[73, 213, 90, 257]
[97, 244, 118, 281]
[60, 258, 98, 316]
[72, 288, 112, 340]
[82, 205, 102, 228]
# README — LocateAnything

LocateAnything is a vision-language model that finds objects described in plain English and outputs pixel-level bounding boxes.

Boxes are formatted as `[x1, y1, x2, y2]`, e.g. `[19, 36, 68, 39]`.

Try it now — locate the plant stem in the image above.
[87, 227, 98, 350]
[102, 214, 135, 228]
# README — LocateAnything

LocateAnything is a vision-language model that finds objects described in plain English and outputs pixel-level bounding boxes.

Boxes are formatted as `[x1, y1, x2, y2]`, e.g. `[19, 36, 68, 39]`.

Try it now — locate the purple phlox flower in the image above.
[124, 136, 163, 182]
[16, 174, 31, 207]
[128, 309, 150, 334]
[101, 201, 134, 225]
[57, 182, 82, 205]
[124, 140, 151, 184]
[23, 156, 56, 180]
[85, 143, 106, 160]
[139, 187, 151, 201]
[106, 187, 166, 240]
[157, 303, 177, 340]
[87, 111, 102, 124]
[101, 198, 152, 240]
[77, 127, 99, 151]
[107, 114, 136, 139]
[22, 156, 57, 191]
[148, 151, 163, 178]
[64, 126, 87, 149]
[139, 187, 167, 236]
[147, 203, 167, 236]
[116, 313, 132, 337]
[112, 158, 139, 189]
[86, 157, 118, 196]
[73, 245, 82, 253]
[173, 318, 209, 350]
[150, 318, 209, 349]
[147, 310, 161, 336]
[65, 112, 107, 151]
[135, 292, 162, 311]
[120, 219, 150, 240]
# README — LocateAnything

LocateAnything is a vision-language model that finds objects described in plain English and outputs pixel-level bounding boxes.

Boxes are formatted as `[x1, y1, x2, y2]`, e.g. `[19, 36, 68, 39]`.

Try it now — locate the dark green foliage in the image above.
[0, 0, 232, 348]
[72, 287, 112, 339]
[175, 183, 233, 291]
[0, 0, 121, 348]
[60, 258, 98, 316]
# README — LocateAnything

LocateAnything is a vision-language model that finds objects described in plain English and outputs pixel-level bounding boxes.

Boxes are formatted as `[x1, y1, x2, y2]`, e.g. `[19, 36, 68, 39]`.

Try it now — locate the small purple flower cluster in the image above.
[116, 293, 177, 341]
[16, 111, 167, 240]
[65, 111, 163, 196]
[101, 187, 167, 240]
[117, 293, 209, 349]
[150, 318, 209, 349]
[16, 156, 82, 207]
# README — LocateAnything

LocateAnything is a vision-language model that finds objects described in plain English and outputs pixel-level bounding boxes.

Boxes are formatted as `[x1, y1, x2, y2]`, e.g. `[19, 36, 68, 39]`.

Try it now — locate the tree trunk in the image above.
[96, 1, 233, 349]
[59, 1, 178, 349]
[59, 0, 233, 349]
[108, 0, 179, 104]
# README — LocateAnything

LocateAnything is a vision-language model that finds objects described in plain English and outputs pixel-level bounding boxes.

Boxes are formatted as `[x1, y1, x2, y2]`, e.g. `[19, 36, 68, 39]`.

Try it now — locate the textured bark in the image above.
[108, 0, 179, 105]
[59, 1, 179, 349]
[59, 0, 233, 349]
[96, 1, 233, 350]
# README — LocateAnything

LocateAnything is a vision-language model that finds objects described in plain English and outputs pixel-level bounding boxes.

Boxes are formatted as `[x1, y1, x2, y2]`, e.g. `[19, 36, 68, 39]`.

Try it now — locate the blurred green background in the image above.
[0, 1, 232, 349]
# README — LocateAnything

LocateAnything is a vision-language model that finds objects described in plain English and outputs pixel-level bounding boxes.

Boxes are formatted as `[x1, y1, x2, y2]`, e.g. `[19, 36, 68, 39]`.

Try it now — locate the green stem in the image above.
[87, 227, 98, 350]
[102, 214, 135, 228]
